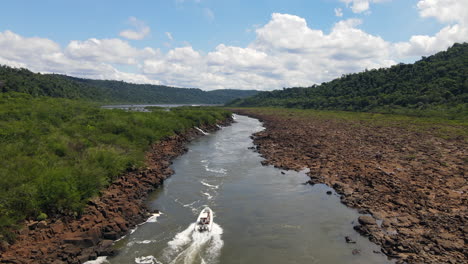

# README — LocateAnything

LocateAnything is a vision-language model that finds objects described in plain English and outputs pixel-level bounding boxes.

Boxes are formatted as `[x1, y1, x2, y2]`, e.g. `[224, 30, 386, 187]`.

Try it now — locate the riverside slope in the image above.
[0, 118, 232, 264]
[233, 109, 466, 264]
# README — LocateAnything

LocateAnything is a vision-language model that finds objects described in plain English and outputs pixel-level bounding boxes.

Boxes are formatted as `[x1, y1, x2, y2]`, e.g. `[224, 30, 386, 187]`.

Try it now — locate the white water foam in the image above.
[182, 201, 196, 207]
[203, 165, 226, 175]
[201, 192, 213, 200]
[126, 212, 163, 237]
[201, 181, 219, 189]
[146, 212, 162, 223]
[84, 256, 109, 264]
[162, 221, 224, 264]
[173, 198, 200, 213]
[195, 127, 209, 135]
[127, 239, 158, 247]
[135, 255, 163, 264]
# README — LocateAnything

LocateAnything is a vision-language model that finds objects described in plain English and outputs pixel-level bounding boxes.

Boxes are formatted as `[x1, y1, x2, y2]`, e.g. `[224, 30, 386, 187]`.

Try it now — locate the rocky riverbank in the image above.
[0, 117, 232, 264]
[233, 109, 466, 264]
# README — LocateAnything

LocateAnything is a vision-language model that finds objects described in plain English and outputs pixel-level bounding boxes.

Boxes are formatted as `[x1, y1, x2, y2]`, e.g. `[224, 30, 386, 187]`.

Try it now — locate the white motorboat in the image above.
[196, 207, 213, 232]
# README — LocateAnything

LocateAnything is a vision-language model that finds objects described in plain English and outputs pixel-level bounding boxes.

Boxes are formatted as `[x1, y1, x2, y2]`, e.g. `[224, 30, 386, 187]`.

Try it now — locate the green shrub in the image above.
[36, 212, 48, 221]
[0, 93, 231, 241]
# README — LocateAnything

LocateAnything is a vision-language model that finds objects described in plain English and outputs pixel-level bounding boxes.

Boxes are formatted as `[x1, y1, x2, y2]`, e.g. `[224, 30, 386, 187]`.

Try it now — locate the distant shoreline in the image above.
[101, 103, 222, 108]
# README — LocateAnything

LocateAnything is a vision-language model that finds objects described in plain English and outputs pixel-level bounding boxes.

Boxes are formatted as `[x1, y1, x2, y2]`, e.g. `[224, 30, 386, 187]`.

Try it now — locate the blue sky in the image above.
[1, 0, 442, 49]
[0, 0, 466, 90]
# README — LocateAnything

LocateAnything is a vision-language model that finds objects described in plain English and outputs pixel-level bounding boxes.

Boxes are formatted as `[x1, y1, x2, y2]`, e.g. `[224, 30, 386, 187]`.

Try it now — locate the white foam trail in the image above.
[162, 222, 224, 264]
[195, 127, 209, 135]
[135, 255, 163, 264]
[174, 198, 199, 213]
[201, 192, 213, 200]
[165, 224, 197, 255]
[184, 201, 201, 214]
[127, 212, 163, 236]
[201, 181, 219, 189]
[183, 201, 197, 208]
[216, 124, 222, 129]
[146, 212, 162, 223]
[203, 165, 227, 175]
[127, 239, 158, 247]
[232, 114, 237, 120]
[115, 234, 127, 242]
[84, 257, 109, 264]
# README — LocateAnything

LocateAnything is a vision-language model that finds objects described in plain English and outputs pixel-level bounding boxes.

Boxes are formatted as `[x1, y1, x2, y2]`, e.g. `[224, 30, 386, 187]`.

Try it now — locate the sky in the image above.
[0, 0, 467, 90]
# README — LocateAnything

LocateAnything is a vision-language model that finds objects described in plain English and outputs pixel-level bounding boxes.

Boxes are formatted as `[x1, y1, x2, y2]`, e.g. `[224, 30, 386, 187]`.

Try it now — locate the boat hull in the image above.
[196, 207, 213, 232]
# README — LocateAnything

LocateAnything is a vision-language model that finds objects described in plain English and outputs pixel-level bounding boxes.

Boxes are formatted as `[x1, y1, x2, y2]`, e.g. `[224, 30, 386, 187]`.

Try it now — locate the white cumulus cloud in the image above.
[1, 4, 467, 91]
[66, 38, 157, 64]
[340, 0, 389, 13]
[417, 0, 468, 25]
[335, 8, 344, 17]
[393, 0, 468, 57]
[0, 30, 160, 84]
[119, 17, 151, 40]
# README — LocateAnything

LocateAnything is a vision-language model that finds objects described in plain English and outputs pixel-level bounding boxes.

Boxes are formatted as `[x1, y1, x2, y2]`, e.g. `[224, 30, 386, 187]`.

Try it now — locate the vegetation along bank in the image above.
[0, 92, 232, 263]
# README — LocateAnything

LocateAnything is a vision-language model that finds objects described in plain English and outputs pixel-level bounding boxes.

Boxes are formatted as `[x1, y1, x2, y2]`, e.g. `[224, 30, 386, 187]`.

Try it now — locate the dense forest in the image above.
[0, 92, 231, 242]
[228, 43, 467, 118]
[0, 67, 259, 104]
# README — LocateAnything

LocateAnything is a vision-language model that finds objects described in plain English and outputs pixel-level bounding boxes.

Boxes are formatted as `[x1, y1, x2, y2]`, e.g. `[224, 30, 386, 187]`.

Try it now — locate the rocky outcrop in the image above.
[0, 117, 233, 264]
[232, 109, 467, 264]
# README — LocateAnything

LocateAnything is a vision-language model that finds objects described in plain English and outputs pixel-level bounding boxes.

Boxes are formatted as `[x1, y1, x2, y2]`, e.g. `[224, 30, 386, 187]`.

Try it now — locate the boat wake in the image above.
[203, 165, 226, 175]
[201, 181, 219, 189]
[159, 222, 224, 264]
[201, 192, 213, 200]
[84, 256, 109, 264]
[135, 255, 162, 264]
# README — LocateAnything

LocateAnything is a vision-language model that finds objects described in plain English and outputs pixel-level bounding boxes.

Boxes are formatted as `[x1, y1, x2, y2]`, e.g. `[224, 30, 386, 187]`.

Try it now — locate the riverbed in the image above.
[101, 115, 392, 264]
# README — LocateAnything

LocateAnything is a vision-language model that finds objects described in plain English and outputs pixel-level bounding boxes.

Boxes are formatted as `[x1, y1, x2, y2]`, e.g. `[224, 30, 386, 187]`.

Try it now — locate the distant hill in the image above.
[0, 66, 259, 104]
[227, 43, 467, 118]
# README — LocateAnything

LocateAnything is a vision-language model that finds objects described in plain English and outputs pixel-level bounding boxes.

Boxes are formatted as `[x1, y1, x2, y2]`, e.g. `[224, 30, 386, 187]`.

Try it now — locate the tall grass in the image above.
[0, 93, 231, 242]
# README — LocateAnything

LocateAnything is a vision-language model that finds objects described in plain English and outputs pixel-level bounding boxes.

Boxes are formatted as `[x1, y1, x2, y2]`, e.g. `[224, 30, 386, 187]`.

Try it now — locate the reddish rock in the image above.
[102, 232, 119, 240]
[232, 108, 466, 264]
[50, 221, 65, 234]
[358, 215, 377, 226]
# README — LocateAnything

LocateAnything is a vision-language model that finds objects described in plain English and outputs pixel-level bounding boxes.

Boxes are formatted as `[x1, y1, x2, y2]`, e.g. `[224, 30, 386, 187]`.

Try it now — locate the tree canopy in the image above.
[227, 43, 468, 118]
[0, 67, 259, 104]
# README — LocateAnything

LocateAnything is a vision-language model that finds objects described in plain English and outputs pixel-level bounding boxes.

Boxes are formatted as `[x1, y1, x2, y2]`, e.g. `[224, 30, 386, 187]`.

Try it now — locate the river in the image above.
[92, 115, 392, 264]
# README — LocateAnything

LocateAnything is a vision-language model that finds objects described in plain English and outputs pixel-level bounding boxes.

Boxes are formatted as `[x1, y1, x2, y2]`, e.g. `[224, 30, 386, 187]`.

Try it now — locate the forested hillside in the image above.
[0, 66, 259, 104]
[62, 76, 259, 104]
[0, 67, 105, 100]
[228, 43, 467, 118]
